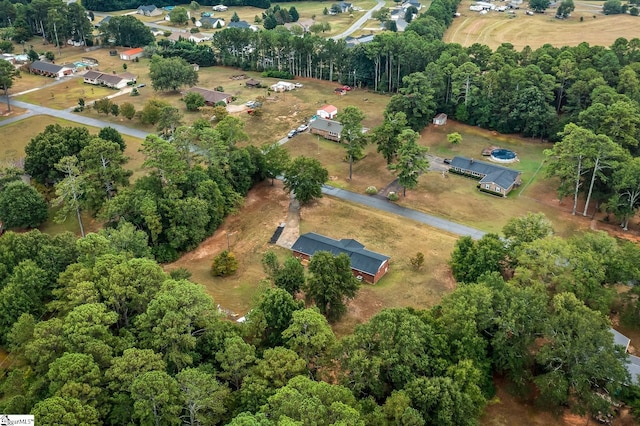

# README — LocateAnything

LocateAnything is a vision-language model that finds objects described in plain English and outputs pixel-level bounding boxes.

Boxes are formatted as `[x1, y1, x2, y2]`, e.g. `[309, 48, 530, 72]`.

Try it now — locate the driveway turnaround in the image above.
[321, 185, 486, 239]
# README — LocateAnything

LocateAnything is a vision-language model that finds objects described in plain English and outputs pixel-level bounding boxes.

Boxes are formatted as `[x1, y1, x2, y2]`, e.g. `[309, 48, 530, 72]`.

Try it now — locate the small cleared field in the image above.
[165, 179, 458, 333]
[0, 115, 145, 179]
[445, 0, 639, 49]
[15, 77, 115, 110]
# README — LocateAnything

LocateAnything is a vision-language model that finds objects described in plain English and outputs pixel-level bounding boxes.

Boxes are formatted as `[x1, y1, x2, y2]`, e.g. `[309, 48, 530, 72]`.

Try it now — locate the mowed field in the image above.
[445, 0, 639, 49]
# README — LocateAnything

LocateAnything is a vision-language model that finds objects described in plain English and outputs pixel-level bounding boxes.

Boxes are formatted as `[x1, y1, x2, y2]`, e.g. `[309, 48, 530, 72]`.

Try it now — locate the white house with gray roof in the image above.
[449, 156, 522, 197]
[309, 118, 343, 142]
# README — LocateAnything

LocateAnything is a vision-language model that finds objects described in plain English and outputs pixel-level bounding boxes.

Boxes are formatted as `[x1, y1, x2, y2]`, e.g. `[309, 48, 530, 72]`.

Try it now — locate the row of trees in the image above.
[81, 0, 273, 12]
[0, 0, 93, 46]
[1, 212, 639, 424]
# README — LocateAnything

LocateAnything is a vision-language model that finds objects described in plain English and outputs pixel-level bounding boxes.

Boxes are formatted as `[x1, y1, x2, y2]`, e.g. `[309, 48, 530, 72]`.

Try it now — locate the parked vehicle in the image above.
[341, 85, 352, 91]
[287, 130, 297, 138]
[294, 83, 303, 88]
[297, 124, 308, 132]
[444, 158, 452, 164]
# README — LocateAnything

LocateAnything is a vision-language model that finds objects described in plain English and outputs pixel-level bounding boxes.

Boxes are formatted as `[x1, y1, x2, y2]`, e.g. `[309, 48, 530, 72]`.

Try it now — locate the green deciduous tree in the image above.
[98, 126, 126, 151]
[54, 156, 87, 237]
[120, 102, 136, 120]
[79, 138, 131, 212]
[24, 124, 92, 186]
[535, 292, 628, 414]
[336, 105, 366, 180]
[261, 142, 290, 185]
[372, 111, 408, 164]
[530, 0, 551, 12]
[0, 58, 20, 112]
[250, 287, 304, 347]
[103, 15, 154, 47]
[170, 6, 189, 25]
[176, 367, 230, 426]
[211, 250, 239, 276]
[283, 308, 336, 374]
[450, 234, 506, 284]
[131, 370, 182, 426]
[388, 129, 429, 196]
[32, 396, 101, 426]
[47, 352, 103, 405]
[216, 336, 256, 390]
[183, 91, 206, 111]
[305, 251, 360, 322]
[0, 181, 48, 229]
[283, 156, 329, 204]
[150, 56, 199, 92]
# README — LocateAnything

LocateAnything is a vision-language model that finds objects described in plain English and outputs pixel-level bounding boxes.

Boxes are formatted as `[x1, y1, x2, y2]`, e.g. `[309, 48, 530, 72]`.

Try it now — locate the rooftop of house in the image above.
[30, 60, 66, 73]
[319, 104, 338, 113]
[309, 117, 343, 134]
[227, 20, 251, 29]
[450, 156, 521, 189]
[121, 47, 144, 55]
[183, 87, 233, 104]
[292, 232, 389, 276]
[137, 4, 158, 12]
[611, 328, 631, 351]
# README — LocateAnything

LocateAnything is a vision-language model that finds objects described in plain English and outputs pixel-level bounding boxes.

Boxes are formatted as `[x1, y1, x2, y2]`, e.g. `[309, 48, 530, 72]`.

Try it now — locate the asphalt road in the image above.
[331, 0, 386, 40]
[0, 95, 484, 239]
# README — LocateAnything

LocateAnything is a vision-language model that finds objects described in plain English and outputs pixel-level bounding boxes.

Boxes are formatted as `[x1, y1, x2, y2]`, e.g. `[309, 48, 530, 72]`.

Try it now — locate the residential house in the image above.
[245, 78, 261, 88]
[83, 70, 136, 89]
[167, 31, 210, 43]
[317, 104, 338, 120]
[212, 4, 228, 11]
[449, 156, 522, 197]
[309, 118, 343, 142]
[291, 232, 390, 284]
[95, 15, 112, 29]
[137, 5, 163, 16]
[336, 1, 353, 12]
[30, 61, 73, 78]
[227, 20, 259, 31]
[610, 328, 640, 385]
[433, 113, 447, 125]
[197, 16, 225, 28]
[0, 54, 15, 64]
[270, 81, 296, 92]
[120, 47, 144, 61]
[402, 0, 422, 9]
[345, 34, 374, 48]
[182, 87, 233, 105]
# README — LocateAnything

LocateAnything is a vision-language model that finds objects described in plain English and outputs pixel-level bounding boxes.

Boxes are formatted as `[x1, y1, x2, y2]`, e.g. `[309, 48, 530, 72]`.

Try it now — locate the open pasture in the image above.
[445, 0, 638, 49]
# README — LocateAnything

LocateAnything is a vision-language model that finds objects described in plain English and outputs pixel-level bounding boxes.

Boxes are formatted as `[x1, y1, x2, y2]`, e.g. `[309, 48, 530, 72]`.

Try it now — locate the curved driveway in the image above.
[0, 96, 484, 239]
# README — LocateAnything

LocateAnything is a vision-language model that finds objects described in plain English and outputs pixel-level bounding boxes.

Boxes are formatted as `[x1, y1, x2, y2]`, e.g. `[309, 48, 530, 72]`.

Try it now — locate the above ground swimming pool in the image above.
[490, 148, 518, 163]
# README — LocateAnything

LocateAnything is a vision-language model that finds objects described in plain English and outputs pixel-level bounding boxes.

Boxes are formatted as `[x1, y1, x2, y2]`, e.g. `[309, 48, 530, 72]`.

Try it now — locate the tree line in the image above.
[0, 0, 93, 46]
[1, 213, 640, 424]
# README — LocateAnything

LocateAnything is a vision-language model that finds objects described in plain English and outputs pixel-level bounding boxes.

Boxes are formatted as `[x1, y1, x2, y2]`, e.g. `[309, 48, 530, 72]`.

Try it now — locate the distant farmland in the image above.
[444, 0, 639, 50]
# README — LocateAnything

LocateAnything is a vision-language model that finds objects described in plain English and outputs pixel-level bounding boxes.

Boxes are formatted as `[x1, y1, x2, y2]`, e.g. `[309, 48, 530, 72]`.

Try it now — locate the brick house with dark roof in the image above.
[449, 156, 522, 197]
[292, 232, 390, 284]
[30, 61, 73, 78]
[182, 87, 233, 105]
[309, 118, 343, 142]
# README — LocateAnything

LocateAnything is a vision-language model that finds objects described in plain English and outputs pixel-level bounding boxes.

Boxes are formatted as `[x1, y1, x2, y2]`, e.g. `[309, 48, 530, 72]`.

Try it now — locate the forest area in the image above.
[3, 0, 640, 423]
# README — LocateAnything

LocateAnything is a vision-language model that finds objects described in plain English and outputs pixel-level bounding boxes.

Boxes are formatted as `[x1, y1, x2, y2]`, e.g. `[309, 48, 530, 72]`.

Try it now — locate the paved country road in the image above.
[0, 96, 484, 239]
[331, 0, 386, 40]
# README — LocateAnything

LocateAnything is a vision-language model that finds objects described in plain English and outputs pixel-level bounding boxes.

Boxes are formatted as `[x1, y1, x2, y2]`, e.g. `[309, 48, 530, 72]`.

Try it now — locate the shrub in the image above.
[365, 186, 377, 195]
[410, 252, 425, 270]
[261, 70, 294, 79]
[387, 192, 399, 201]
[211, 250, 239, 276]
[130, 88, 140, 96]
[215, 85, 224, 92]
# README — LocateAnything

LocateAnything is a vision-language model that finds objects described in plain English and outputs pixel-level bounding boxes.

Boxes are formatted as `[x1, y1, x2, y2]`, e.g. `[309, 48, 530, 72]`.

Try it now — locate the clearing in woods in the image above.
[445, 0, 639, 50]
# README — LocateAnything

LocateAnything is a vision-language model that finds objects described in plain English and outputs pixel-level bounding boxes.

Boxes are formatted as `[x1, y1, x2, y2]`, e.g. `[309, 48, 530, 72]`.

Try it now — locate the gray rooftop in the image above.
[627, 354, 640, 385]
[228, 20, 251, 29]
[30, 60, 65, 73]
[292, 232, 389, 276]
[451, 156, 521, 189]
[611, 328, 631, 351]
[310, 118, 343, 134]
[137, 5, 158, 12]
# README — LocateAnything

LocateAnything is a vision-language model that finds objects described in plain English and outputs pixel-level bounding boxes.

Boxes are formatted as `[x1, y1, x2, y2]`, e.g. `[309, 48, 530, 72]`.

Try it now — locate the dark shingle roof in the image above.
[183, 87, 232, 104]
[228, 21, 250, 29]
[30, 60, 65, 73]
[451, 156, 521, 189]
[137, 4, 158, 12]
[310, 118, 343, 134]
[292, 232, 389, 276]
